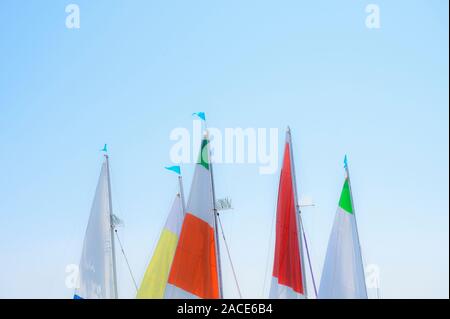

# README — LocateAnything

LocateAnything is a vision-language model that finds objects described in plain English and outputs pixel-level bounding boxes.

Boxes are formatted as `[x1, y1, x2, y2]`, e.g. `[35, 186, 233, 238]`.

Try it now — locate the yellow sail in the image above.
[137, 191, 185, 298]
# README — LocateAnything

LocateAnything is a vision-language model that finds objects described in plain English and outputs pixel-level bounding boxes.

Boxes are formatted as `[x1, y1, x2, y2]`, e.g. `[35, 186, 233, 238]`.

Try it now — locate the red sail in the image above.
[271, 141, 304, 296]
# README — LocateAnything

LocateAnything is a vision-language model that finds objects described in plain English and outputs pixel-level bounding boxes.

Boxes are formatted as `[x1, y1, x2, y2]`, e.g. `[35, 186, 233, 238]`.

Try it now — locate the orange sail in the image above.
[165, 138, 221, 299]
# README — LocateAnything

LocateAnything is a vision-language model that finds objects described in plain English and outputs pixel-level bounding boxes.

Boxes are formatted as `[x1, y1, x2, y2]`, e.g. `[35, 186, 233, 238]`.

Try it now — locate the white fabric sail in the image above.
[318, 170, 367, 299]
[74, 159, 117, 299]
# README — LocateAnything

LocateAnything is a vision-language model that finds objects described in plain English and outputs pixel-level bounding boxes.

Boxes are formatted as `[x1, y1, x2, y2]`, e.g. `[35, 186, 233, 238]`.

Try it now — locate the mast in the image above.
[205, 130, 224, 299]
[177, 174, 186, 215]
[286, 127, 308, 298]
[105, 154, 119, 299]
[343, 156, 368, 297]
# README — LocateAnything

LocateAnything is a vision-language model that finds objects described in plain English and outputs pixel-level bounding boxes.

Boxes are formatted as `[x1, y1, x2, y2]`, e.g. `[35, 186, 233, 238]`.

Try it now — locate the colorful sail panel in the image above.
[74, 159, 116, 299]
[270, 139, 306, 299]
[318, 172, 368, 299]
[136, 192, 185, 298]
[165, 138, 220, 299]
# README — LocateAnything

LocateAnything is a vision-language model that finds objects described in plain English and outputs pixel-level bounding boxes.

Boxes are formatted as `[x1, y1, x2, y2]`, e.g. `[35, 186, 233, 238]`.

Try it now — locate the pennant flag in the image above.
[192, 112, 206, 121]
[318, 167, 368, 299]
[270, 132, 306, 299]
[101, 144, 108, 153]
[165, 138, 220, 299]
[74, 159, 117, 299]
[165, 165, 181, 175]
[137, 192, 185, 298]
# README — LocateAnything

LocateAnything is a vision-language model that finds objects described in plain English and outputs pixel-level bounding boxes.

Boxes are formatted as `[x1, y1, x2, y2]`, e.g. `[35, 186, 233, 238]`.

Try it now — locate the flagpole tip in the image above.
[344, 154, 348, 168]
[101, 144, 109, 160]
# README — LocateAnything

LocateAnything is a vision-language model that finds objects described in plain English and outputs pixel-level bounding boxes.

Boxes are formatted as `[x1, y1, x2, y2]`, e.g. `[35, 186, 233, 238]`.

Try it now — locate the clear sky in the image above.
[0, 1, 448, 298]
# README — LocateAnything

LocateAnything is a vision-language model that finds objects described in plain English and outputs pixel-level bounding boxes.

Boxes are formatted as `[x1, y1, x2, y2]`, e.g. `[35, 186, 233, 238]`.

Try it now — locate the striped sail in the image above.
[74, 159, 117, 299]
[318, 169, 368, 299]
[136, 191, 185, 298]
[270, 130, 306, 299]
[165, 138, 220, 299]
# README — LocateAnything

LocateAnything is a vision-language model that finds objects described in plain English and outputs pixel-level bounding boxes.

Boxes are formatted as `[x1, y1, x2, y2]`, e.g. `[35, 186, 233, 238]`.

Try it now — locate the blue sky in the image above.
[0, 1, 448, 298]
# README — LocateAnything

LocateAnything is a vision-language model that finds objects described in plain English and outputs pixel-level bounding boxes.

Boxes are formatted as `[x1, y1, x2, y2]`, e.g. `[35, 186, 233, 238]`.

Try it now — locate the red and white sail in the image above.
[269, 128, 307, 299]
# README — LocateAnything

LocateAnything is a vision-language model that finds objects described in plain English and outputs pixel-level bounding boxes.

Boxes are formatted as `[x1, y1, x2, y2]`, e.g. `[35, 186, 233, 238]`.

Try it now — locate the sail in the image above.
[270, 131, 306, 299]
[74, 159, 117, 299]
[165, 138, 221, 299]
[137, 191, 185, 298]
[318, 170, 368, 299]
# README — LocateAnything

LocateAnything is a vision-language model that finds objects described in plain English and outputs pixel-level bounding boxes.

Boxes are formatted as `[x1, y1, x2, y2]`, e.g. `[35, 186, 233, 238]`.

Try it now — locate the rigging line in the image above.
[377, 275, 381, 299]
[261, 206, 276, 298]
[114, 229, 139, 292]
[217, 214, 243, 299]
[299, 214, 318, 298]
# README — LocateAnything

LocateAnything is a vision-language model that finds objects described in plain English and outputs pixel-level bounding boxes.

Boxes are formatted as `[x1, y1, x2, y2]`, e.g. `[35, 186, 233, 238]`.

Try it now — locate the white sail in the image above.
[318, 169, 367, 299]
[74, 158, 117, 299]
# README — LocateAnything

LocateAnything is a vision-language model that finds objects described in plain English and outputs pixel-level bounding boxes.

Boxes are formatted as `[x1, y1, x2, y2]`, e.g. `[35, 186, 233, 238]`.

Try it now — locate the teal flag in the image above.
[192, 112, 206, 121]
[165, 166, 181, 175]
